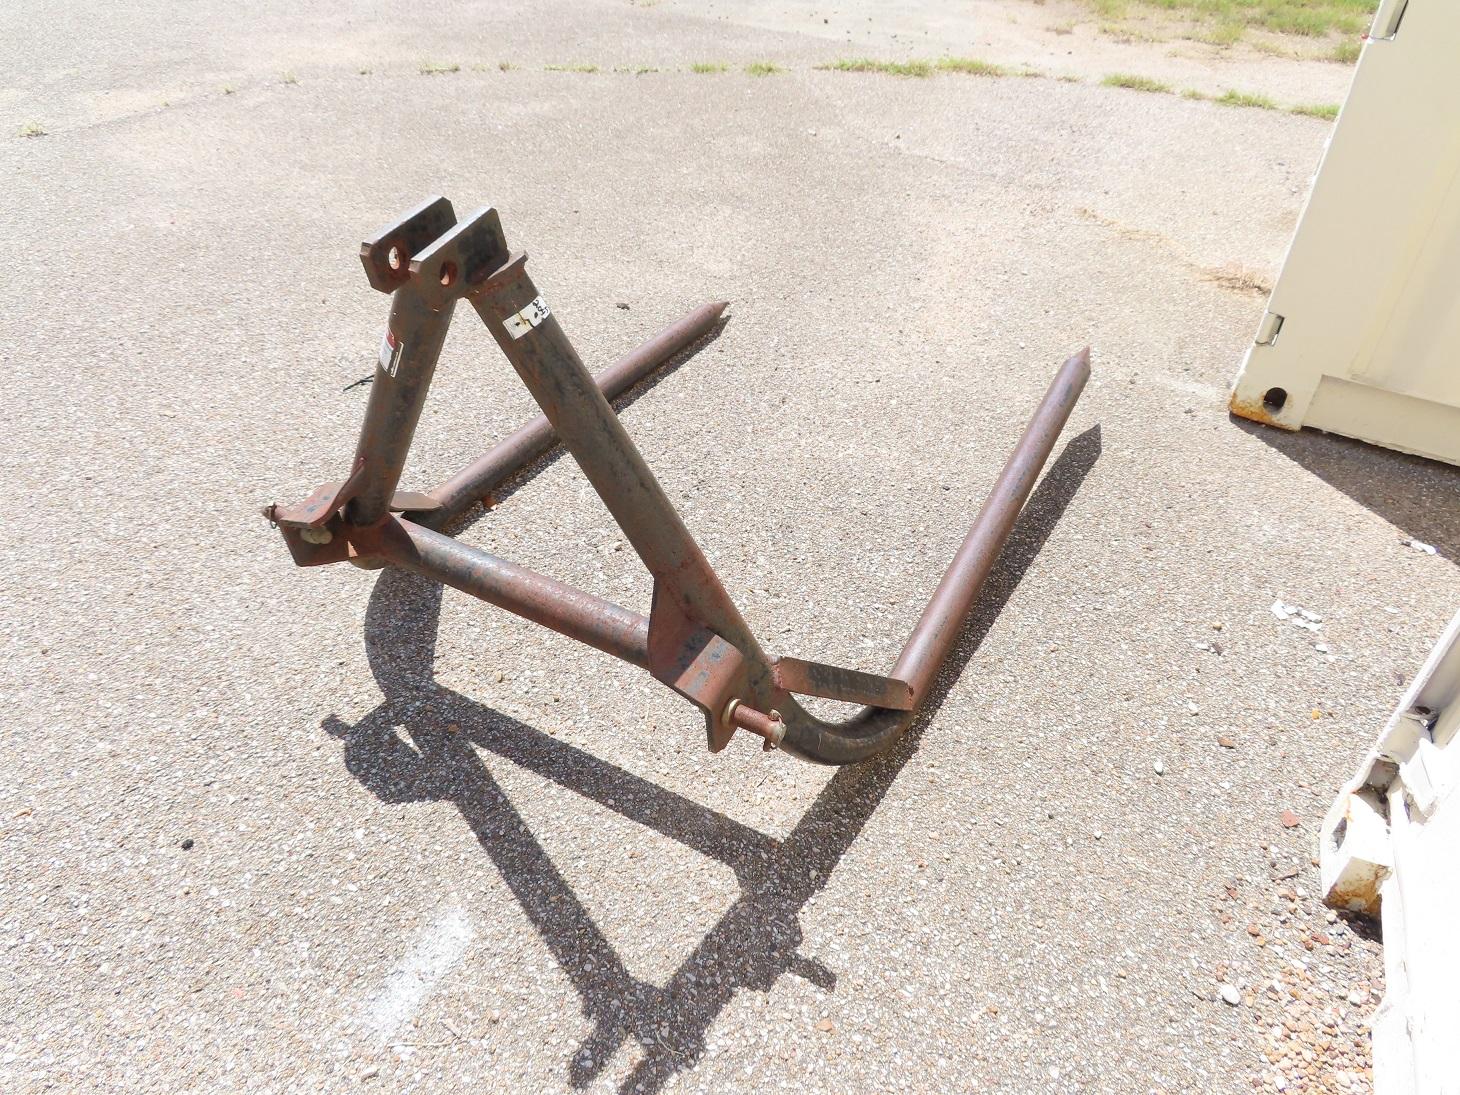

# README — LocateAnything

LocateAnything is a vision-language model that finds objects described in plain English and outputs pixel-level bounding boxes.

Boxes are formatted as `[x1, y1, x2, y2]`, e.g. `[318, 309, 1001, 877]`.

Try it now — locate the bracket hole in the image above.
[1262, 387, 1288, 413]
[387, 245, 403, 271]
[439, 261, 458, 288]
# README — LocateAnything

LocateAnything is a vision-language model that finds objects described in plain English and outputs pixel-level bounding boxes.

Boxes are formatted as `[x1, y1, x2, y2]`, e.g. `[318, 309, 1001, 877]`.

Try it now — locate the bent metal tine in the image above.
[421, 300, 728, 529]
[768, 348, 1090, 765]
[892, 348, 1090, 699]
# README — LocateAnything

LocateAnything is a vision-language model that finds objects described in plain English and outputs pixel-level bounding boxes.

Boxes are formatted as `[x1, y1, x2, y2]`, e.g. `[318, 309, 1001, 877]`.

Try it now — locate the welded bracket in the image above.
[772, 657, 914, 711]
[263, 459, 440, 532]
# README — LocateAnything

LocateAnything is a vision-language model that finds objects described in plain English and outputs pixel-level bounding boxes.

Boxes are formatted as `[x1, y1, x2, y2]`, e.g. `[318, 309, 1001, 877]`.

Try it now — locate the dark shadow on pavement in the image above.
[322, 424, 1102, 1094]
[1233, 417, 1460, 563]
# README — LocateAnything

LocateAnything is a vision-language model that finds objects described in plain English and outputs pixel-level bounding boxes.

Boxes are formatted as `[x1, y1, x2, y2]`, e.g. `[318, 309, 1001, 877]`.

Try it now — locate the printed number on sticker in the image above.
[504, 295, 551, 340]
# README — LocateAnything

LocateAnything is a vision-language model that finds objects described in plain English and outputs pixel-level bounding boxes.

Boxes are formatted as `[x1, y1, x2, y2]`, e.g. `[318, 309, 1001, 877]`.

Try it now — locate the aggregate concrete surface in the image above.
[4, 2, 1459, 1093]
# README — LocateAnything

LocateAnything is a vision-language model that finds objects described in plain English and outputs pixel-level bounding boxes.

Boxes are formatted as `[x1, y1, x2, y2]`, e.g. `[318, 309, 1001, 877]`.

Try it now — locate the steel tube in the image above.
[421, 301, 728, 529]
[346, 286, 456, 525]
[892, 347, 1091, 698]
[468, 274, 763, 665]
[775, 348, 1091, 764]
[373, 517, 651, 669]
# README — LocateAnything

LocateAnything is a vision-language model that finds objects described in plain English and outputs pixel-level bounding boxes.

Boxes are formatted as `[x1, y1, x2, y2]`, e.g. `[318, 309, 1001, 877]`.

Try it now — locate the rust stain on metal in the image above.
[1327, 875, 1383, 918]
[1229, 391, 1294, 430]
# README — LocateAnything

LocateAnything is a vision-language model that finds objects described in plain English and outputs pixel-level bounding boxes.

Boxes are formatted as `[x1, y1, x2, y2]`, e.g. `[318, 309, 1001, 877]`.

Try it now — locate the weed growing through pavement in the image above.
[936, 57, 1006, 76]
[1218, 88, 1277, 109]
[1102, 72, 1170, 92]
[1100, 75, 1338, 120]
[815, 57, 1011, 78]
[817, 58, 933, 77]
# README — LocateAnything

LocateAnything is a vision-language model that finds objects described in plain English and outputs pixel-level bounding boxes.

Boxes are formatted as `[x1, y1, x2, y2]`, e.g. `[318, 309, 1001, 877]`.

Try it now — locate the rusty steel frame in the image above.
[265, 197, 1091, 765]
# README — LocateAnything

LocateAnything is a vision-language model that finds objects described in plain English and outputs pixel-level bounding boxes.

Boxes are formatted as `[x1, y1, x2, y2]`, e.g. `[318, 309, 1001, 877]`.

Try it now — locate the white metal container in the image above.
[1321, 609, 1460, 1095]
[1230, 0, 1460, 467]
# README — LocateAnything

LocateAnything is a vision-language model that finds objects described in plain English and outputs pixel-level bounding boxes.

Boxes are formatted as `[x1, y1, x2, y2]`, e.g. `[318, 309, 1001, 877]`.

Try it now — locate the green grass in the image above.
[498, 60, 515, 71]
[1249, 36, 1296, 56]
[1262, 7, 1339, 36]
[689, 62, 728, 74]
[936, 57, 1007, 76]
[745, 62, 783, 76]
[18, 121, 46, 138]
[1217, 88, 1277, 109]
[814, 56, 1008, 77]
[1104, 79, 1335, 116]
[1330, 39, 1361, 63]
[818, 58, 934, 77]
[545, 63, 599, 73]
[1191, 18, 1244, 45]
[1102, 72, 1171, 92]
[281, 71, 298, 85]
[419, 61, 460, 75]
[1087, 0, 1378, 46]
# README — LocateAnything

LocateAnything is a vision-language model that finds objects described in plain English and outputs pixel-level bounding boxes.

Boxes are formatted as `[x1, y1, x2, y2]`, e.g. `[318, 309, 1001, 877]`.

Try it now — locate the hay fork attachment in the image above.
[265, 198, 1091, 764]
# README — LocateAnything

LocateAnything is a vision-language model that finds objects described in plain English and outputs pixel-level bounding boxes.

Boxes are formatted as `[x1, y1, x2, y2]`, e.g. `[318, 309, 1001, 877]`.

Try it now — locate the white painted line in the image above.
[361, 906, 475, 1042]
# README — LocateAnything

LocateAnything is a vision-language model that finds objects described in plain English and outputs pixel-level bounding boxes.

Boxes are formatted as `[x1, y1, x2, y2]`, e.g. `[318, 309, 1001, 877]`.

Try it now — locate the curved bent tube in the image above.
[773, 348, 1091, 765]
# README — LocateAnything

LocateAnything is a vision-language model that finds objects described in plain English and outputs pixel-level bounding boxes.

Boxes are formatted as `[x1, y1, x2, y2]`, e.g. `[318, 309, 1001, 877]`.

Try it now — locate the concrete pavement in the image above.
[3, 2, 1457, 1092]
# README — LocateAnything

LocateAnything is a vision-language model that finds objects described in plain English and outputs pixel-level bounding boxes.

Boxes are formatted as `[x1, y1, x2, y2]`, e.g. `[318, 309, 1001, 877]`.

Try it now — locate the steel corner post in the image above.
[264, 197, 1092, 765]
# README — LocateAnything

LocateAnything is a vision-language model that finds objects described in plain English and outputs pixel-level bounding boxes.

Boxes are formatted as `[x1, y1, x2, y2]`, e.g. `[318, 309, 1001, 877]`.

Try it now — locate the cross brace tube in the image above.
[420, 299, 728, 530]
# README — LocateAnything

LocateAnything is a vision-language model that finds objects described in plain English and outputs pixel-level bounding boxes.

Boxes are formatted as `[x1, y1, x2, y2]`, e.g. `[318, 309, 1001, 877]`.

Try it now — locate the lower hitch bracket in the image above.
[264, 197, 1091, 764]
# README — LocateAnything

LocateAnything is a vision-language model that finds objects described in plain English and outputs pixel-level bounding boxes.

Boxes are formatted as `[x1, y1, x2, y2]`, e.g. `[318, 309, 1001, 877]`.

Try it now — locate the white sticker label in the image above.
[503, 295, 551, 340]
[379, 328, 404, 377]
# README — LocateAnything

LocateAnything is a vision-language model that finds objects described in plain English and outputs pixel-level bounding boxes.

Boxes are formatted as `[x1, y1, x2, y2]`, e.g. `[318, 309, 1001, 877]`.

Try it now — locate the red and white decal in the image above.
[378, 327, 404, 377]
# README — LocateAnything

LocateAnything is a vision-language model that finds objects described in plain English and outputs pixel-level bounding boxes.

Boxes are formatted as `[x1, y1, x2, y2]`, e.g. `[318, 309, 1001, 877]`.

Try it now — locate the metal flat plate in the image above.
[772, 656, 914, 711]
